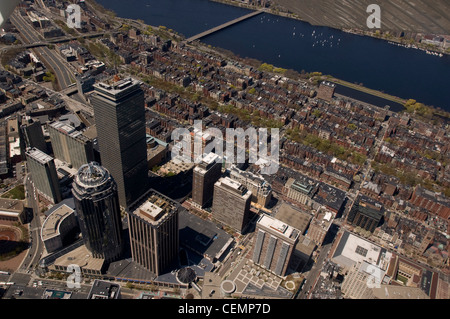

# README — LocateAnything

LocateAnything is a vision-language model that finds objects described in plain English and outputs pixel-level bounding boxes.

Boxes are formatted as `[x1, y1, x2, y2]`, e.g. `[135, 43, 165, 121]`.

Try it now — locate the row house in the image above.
[410, 186, 450, 220]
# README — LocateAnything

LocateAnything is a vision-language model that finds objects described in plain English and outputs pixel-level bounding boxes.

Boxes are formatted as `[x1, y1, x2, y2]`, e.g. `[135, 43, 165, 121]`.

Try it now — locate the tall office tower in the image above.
[20, 117, 47, 153]
[212, 177, 252, 233]
[192, 152, 222, 208]
[90, 77, 149, 208]
[48, 121, 95, 169]
[127, 189, 179, 276]
[25, 147, 62, 204]
[72, 162, 123, 263]
[251, 214, 300, 276]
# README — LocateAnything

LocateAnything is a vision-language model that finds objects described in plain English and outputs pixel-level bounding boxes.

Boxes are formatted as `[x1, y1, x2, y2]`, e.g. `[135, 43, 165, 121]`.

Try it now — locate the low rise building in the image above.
[284, 177, 317, 208]
[41, 203, 78, 254]
[307, 210, 334, 246]
[0, 198, 25, 223]
[87, 280, 121, 299]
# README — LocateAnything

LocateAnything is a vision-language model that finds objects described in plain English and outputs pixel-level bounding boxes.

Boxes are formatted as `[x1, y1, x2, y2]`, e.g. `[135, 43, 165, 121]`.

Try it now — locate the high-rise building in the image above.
[192, 152, 222, 208]
[20, 116, 47, 153]
[251, 214, 300, 276]
[127, 189, 179, 276]
[212, 177, 252, 233]
[72, 162, 123, 263]
[228, 165, 272, 207]
[25, 147, 62, 204]
[90, 77, 148, 208]
[48, 121, 94, 169]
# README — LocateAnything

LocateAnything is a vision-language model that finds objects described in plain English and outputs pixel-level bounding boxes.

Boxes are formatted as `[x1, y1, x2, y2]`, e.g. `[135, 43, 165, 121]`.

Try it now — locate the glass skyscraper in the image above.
[90, 77, 149, 208]
[72, 162, 123, 263]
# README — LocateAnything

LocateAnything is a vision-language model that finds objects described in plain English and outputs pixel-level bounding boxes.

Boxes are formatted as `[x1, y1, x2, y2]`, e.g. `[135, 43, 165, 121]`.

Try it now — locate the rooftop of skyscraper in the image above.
[131, 190, 179, 226]
[25, 147, 54, 165]
[257, 214, 300, 242]
[93, 76, 142, 100]
[49, 120, 92, 143]
[74, 162, 113, 193]
[216, 176, 251, 198]
[194, 152, 221, 173]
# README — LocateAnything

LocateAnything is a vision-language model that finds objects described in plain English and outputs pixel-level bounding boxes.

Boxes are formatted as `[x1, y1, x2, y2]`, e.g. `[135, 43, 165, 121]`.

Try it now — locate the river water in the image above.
[97, 0, 450, 112]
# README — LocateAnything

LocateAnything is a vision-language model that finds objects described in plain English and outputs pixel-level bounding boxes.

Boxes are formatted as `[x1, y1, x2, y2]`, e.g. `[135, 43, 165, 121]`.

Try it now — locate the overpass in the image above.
[1, 31, 113, 51]
[185, 9, 265, 43]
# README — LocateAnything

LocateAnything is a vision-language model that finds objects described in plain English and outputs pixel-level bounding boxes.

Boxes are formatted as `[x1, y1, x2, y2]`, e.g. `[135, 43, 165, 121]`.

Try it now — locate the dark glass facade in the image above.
[72, 163, 123, 263]
[90, 78, 149, 208]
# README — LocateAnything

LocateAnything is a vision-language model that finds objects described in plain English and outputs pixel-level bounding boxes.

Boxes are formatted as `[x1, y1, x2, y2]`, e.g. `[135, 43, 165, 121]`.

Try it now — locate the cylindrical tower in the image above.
[72, 162, 123, 263]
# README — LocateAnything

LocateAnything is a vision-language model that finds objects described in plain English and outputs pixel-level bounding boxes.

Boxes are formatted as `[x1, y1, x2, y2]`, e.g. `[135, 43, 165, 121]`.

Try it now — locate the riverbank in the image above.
[329, 77, 406, 106]
[209, 0, 450, 57]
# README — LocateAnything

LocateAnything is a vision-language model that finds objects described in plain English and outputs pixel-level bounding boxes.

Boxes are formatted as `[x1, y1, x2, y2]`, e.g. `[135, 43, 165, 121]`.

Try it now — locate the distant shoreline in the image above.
[88, 0, 450, 121]
[209, 0, 450, 57]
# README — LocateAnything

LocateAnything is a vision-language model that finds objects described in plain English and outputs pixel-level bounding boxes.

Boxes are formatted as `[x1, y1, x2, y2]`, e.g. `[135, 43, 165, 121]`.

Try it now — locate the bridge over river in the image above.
[185, 9, 265, 43]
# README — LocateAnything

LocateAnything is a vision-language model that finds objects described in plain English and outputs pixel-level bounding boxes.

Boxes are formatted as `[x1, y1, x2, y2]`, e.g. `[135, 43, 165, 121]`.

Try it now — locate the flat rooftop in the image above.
[42, 289, 72, 299]
[311, 210, 334, 230]
[257, 214, 300, 242]
[88, 280, 121, 299]
[137, 201, 164, 223]
[132, 191, 178, 225]
[52, 244, 104, 271]
[41, 204, 74, 240]
[0, 198, 24, 213]
[332, 231, 391, 269]
[50, 121, 76, 135]
[202, 152, 220, 165]
[216, 177, 251, 198]
[160, 157, 194, 175]
[274, 203, 312, 235]
[194, 152, 221, 174]
[372, 285, 430, 299]
[26, 147, 53, 165]
[179, 209, 233, 260]
[93, 77, 142, 101]
[82, 125, 97, 140]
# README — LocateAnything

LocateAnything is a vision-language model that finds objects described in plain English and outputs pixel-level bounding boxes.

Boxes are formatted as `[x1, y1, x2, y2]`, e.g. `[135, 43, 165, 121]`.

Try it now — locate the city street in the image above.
[10, 10, 75, 90]
[296, 228, 337, 299]
[19, 173, 44, 274]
